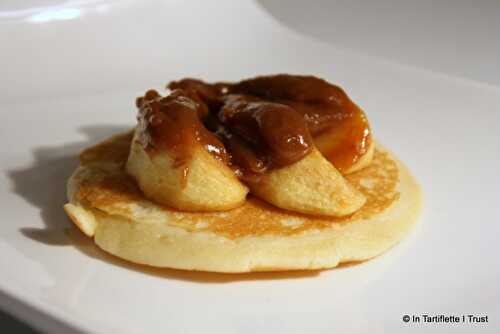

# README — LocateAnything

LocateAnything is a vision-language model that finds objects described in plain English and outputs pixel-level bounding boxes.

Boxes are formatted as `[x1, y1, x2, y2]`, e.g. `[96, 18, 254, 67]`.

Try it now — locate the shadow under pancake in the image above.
[8, 125, 321, 283]
[8, 125, 129, 247]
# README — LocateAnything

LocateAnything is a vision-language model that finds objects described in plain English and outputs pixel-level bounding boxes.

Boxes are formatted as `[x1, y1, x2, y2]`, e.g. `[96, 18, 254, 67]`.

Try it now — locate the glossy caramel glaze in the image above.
[218, 94, 313, 173]
[169, 74, 372, 172]
[134, 89, 229, 186]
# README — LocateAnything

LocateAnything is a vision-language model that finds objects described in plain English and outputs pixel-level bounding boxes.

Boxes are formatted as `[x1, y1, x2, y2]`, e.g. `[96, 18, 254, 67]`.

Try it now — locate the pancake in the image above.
[64, 131, 422, 273]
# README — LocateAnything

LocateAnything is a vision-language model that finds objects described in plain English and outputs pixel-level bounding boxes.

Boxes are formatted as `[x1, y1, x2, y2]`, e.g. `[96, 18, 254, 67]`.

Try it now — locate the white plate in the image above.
[1, 1, 499, 333]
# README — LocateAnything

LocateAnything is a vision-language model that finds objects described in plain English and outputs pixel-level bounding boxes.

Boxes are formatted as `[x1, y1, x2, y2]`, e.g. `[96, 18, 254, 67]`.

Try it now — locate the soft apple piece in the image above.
[126, 128, 248, 212]
[313, 106, 373, 174]
[248, 148, 366, 217]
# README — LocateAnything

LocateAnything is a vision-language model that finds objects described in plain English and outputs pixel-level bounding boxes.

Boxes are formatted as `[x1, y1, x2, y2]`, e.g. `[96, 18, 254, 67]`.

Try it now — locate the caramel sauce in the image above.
[135, 89, 228, 185]
[168, 74, 372, 173]
[218, 94, 313, 173]
[135, 74, 371, 181]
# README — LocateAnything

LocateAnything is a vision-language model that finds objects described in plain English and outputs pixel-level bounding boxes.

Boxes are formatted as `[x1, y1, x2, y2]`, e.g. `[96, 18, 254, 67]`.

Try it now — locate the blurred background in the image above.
[1, 0, 499, 332]
[1, 0, 499, 107]
[258, 0, 500, 85]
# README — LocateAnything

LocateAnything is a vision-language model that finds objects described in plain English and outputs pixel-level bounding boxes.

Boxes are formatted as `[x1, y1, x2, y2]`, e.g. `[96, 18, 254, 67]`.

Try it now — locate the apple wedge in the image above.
[342, 141, 374, 174]
[248, 148, 366, 217]
[313, 106, 373, 174]
[126, 128, 249, 212]
[127, 89, 248, 212]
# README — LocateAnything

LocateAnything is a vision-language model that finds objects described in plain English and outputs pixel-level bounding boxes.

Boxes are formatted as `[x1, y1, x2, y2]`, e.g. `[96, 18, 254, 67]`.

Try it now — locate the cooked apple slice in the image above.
[248, 148, 366, 217]
[313, 106, 373, 174]
[342, 141, 374, 174]
[126, 89, 248, 211]
[127, 129, 248, 211]
[215, 75, 374, 174]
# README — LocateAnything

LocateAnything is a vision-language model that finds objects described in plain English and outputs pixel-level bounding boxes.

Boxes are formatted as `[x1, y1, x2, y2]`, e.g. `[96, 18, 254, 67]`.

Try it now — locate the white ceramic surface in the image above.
[1, 1, 499, 333]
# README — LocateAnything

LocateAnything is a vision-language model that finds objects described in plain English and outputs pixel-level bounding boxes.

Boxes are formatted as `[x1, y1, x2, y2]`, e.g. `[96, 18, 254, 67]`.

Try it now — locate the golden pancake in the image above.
[64, 131, 422, 273]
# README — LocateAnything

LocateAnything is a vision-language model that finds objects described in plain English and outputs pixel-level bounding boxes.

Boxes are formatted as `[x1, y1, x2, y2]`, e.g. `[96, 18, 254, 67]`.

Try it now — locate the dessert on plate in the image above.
[64, 74, 422, 273]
